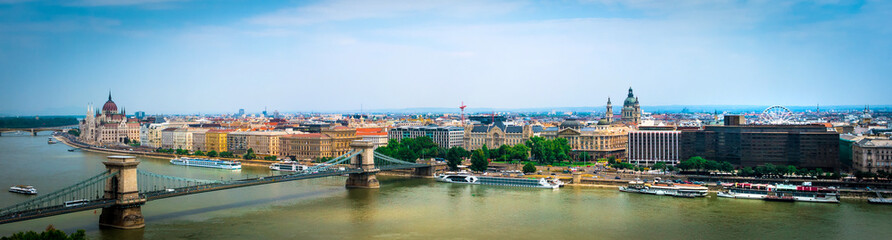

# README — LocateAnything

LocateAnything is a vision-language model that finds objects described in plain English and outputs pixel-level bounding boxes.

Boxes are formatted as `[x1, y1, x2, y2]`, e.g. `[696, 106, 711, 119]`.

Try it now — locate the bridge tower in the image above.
[99, 156, 146, 229]
[345, 141, 380, 189]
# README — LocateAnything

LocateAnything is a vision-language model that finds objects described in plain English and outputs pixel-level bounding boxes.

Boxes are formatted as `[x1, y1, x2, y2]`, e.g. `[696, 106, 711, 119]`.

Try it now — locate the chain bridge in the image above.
[0, 141, 435, 229]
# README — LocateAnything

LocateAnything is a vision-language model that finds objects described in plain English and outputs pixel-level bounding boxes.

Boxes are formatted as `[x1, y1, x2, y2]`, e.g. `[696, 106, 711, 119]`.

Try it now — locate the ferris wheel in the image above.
[760, 105, 793, 124]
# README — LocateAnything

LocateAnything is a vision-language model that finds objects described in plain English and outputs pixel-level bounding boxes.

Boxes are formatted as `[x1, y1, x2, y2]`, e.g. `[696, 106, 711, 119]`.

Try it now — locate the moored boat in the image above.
[170, 157, 241, 170]
[436, 173, 559, 189]
[619, 180, 708, 197]
[9, 185, 37, 195]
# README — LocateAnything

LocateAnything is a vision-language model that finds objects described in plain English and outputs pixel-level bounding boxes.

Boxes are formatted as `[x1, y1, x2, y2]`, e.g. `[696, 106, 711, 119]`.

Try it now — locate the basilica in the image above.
[78, 93, 140, 146]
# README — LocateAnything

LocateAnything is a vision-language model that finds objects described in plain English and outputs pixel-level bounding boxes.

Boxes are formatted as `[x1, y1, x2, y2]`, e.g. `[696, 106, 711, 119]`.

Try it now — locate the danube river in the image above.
[1, 133, 891, 239]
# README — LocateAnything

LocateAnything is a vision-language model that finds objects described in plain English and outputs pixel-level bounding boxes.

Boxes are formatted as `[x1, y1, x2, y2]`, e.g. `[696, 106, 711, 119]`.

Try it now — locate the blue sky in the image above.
[1, 0, 890, 115]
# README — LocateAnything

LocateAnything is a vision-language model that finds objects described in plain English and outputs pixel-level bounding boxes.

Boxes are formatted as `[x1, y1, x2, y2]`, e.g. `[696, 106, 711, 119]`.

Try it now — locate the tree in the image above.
[785, 165, 798, 177]
[510, 144, 530, 161]
[263, 155, 277, 160]
[1, 225, 86, 240]
[719, 162, 734, 173]
[522, 162, 537, 173]
[653, 162, 667, 171]
[206, 150, 218, 157]
[175, 149, 188, 155]
[480, 143, 490, 159]
[445, 146, 469, 171]
[243, 148, 256, 160]
[193, 150, 205, 156]
[704, 159, 720, 172]
[738, 167, 755, 177]
[470, 149, 489, 172]
[578, 152, 592, 164]
[220, 151, 234, 158]
[608, 156, 617, 164]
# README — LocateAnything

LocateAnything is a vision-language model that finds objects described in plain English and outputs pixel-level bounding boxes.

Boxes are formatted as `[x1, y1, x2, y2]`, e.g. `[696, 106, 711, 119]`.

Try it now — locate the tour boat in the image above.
[9, 185, 37, 195]
[170, 157, 241, 170]
[436, 174, 560, 189]
[619, 180, 708, 197]
[269, 161, 307, 172]
[717, 183, 772, 200]
[718, 183, 839, 203]
[774, 184, 839, 203]
[868, 191, 892, 204]
[47, 138, 57, 144]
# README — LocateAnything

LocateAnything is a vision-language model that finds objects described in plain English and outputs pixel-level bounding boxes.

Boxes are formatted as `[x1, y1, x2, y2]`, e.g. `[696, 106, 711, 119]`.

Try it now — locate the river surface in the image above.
[1, 133, 891, 239]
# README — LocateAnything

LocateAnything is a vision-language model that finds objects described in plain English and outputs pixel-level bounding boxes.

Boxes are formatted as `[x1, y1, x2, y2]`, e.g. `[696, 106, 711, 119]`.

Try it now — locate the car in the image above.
[614, 176, 621, 179]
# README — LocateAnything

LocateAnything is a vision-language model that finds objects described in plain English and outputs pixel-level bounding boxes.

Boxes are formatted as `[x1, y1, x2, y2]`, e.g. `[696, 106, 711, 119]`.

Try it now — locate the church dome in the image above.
[560, 118, 584, 129]
[624, 87, 636, 106]
[102, 93, 117, 113]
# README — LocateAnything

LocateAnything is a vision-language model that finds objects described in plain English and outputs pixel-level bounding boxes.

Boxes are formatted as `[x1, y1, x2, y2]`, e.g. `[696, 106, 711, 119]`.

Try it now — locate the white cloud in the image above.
[248, 0, 527, 26]
[72, 0, 185, 7]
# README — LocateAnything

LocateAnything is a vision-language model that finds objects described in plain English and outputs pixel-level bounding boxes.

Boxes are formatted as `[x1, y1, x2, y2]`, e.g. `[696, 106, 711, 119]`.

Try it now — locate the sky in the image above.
[0, 0, 890, 115]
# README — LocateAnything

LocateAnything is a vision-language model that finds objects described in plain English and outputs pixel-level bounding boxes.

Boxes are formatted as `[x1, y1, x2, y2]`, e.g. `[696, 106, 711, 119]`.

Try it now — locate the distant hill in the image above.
[0, 116, 78, 128]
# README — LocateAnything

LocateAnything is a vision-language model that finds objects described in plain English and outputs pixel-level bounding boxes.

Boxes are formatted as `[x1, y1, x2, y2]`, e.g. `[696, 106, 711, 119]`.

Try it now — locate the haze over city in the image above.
[2, 0, 891, 115]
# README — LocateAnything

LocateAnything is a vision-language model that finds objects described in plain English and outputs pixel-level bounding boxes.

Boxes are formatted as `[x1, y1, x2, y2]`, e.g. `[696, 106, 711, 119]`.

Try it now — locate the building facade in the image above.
[280, 133, 332, 160]
[465, 122, 533, 150]
[206, 129, 232, 153]
[226, 131, 251, 154]
[246, 131, 287, 156]
[628, 130, 680, 166]
[139, 123, 168, 148]
[621, 87, 641, 124]
[192, 130, 209, 152]
[541, 120, 629, 159]
[853, 138, 892, 173]
[389, 125, 464, 149]
[680, 123, 840, 170]
[356, 128, 388, 147]
[160, 128, 177, 149]
[78, 93, 140, 146]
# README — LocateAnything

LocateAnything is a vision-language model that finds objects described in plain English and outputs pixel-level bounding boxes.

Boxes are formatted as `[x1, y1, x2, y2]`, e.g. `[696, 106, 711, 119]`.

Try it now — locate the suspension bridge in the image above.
[0, 141, 438, 229]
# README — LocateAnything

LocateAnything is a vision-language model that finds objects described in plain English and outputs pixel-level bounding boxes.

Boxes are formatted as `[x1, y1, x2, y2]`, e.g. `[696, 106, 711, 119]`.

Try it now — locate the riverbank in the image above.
[54, 134, 276, 167]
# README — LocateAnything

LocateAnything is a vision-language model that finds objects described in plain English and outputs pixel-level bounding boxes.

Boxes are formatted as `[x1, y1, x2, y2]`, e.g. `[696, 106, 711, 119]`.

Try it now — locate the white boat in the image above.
[436, 174, 559, 189]
[269, 161, 307, 172]
[9, 185, 37, 195]
[47, 138, 57, 144]
[170, 157, 241, 170]
[620, 181, 708, 197]
[717, 183, 772, 200]
[718, 183, 839, 203]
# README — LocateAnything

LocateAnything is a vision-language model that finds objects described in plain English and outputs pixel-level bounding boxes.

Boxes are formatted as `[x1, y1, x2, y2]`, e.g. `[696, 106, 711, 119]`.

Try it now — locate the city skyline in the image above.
[2, 0, 892, 115]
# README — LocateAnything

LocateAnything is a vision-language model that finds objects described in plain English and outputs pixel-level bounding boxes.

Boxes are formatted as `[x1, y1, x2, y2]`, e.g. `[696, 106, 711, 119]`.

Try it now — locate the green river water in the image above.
[1, 133, 890, 239]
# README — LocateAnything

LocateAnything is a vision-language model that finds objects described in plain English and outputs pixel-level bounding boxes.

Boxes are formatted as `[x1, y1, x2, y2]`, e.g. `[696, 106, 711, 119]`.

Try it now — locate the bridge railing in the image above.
[0, 170, 117, 216]
[373, 152, 429, 171]
[304, 150, 361, 173]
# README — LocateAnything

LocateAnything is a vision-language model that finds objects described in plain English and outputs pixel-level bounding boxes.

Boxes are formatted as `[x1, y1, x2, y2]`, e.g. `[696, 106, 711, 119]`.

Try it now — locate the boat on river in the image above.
[47, 138, 57, 144]
[170, 157, 241, 170]
[619, 180, 708, 198]
[9, 185, 37, 195]
[718, 182, 839, 203]
[868, 191, 892, 204]
[436, 173, 560, 189]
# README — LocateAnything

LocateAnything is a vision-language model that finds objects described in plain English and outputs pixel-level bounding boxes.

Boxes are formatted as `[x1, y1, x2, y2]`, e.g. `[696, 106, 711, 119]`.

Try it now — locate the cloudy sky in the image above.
[1, 0, 890, 115]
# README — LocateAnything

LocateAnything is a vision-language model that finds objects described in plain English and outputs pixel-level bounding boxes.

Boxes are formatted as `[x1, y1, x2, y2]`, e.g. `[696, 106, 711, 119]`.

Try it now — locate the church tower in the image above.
[621, 87, 641, 124]
[605, 97, 613, 123]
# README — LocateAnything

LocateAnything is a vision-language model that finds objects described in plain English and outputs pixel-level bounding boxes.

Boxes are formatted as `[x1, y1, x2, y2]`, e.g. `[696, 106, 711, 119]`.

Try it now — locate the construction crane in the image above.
[460, 101, 467, 126]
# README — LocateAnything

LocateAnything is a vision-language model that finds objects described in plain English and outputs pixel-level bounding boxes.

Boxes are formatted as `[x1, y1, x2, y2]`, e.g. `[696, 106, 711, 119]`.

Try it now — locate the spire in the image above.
[607, 97, 612, 105]
[628, 87, 634, 97]
[108, 91, 112, 101]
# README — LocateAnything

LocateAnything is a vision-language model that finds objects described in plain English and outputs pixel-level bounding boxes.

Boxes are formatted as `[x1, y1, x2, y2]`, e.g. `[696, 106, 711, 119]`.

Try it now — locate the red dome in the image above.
[102, 92, 117, 113]
[102, 100, 117, 113]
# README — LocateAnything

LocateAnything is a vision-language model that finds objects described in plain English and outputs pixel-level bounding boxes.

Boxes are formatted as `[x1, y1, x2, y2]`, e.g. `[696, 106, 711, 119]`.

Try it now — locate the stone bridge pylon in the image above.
[99, 156, 146, 229]
[345, 141, 379, 188]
